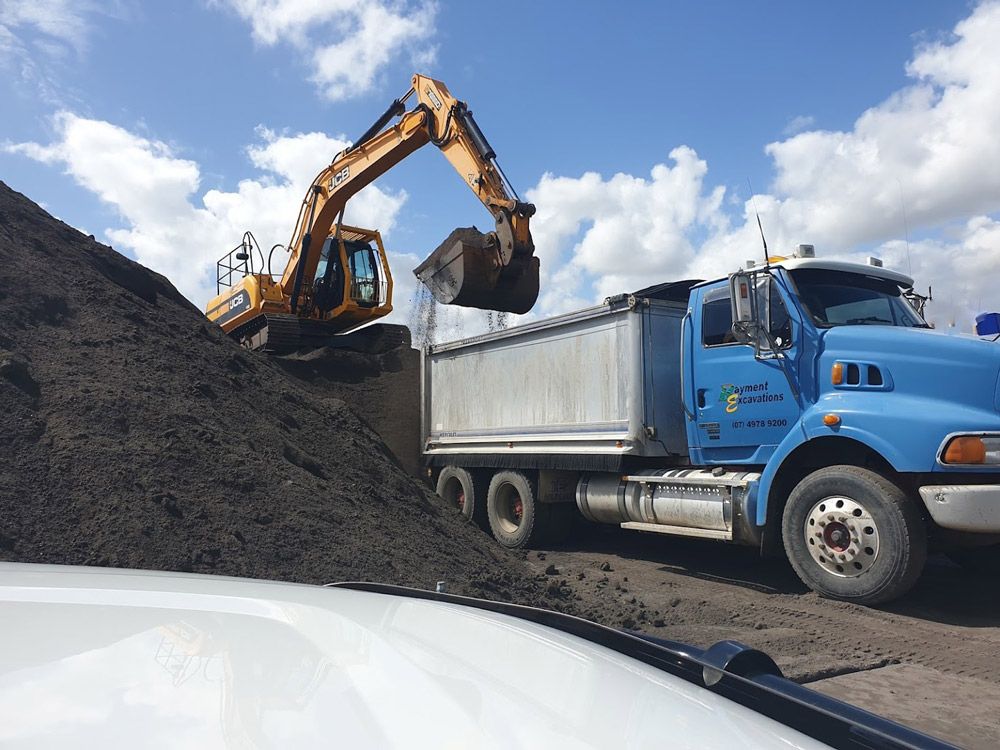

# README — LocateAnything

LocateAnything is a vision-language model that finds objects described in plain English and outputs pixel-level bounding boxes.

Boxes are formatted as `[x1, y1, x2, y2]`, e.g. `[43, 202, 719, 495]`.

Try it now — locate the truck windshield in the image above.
[790, 269, 927, 328]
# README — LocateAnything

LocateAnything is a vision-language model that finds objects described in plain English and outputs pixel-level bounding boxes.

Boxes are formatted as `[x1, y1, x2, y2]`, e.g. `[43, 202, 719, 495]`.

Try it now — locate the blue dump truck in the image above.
[422, 247, 1000, 604]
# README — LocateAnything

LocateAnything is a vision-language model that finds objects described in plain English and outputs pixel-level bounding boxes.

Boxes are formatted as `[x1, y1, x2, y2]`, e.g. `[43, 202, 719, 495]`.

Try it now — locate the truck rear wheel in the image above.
[487, 470, 548, 548]
[781, 465, 926, 605]
[436, 466, 488, 527]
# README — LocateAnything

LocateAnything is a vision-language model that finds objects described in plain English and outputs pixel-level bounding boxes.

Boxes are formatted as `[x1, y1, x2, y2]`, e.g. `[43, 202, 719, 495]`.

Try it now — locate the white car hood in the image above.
[0, 563, 826, 749]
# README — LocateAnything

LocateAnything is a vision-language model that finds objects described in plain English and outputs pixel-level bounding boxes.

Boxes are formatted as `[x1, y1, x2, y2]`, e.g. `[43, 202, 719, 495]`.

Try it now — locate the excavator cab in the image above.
[347, 242, 381, 308]
[305, 226, 392, 328]
[206, 225, 394, 353]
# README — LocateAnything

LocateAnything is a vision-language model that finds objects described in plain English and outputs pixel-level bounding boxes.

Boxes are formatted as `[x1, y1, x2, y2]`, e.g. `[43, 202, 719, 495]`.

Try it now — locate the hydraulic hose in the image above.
[290, 187, 321, 315]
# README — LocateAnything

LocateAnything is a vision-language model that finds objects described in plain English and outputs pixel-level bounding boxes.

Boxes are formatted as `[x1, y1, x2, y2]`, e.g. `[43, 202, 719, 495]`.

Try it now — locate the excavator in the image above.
[205, 74, 539, 353]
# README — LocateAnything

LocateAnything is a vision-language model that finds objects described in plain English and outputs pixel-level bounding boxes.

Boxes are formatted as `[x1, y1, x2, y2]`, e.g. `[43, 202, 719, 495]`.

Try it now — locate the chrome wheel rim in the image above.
[443, 477, 465, 512]
[495, 483, 524, 534]
[803, 496, 880, 578]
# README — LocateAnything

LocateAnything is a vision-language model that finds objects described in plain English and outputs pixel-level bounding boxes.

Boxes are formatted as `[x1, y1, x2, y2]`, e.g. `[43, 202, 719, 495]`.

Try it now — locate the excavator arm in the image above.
[282, 74, 538, 315]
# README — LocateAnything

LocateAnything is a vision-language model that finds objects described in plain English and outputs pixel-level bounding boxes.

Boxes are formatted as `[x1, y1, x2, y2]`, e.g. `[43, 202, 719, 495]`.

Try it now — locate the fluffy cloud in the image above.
[4, 113, 409, 309]
[0, 0, 97, 57]
[525, 1, 1000, 330]
[0, 0, 122, 98]
[527, 147, 725, 315]
[766, 1, 1000, 248]
[217, 0, 437, 101]
[0, 1, 126, 65]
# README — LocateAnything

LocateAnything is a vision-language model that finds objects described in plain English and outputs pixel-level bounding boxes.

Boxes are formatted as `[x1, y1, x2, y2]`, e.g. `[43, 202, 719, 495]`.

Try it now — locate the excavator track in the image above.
[229, 314, 409, 355]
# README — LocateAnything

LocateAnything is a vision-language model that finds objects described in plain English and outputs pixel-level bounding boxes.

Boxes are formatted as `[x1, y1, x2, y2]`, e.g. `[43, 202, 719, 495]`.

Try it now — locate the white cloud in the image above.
[217, 0, 437, 101]
[0, 1, 122, 60]
[527, 147, 725, 315]
[524, 1, 1000, 331]
[766, 0, 1000, 247]
[4, 114, 408, 310]
[782, 114, 815, 136]
[0, 0, 123, 101]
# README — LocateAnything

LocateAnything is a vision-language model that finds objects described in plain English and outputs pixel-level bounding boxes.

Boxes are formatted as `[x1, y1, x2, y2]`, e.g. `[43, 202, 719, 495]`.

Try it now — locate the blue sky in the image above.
[2, 1, 998, 335]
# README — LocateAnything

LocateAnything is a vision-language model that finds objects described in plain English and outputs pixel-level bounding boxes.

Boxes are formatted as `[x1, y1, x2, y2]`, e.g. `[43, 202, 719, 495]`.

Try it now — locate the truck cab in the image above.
[423, 247, 1000, 604]
[682, 251, 1000, 601]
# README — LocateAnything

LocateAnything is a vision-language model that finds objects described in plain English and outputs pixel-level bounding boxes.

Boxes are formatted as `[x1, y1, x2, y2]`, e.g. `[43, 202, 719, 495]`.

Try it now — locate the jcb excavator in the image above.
[205, 74, 539, 353]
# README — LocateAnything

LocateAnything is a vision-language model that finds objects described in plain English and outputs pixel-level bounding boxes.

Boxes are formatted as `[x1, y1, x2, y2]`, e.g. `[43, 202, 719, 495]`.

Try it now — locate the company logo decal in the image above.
[719, 383, 740, 413]
[719, 381, 784, 413]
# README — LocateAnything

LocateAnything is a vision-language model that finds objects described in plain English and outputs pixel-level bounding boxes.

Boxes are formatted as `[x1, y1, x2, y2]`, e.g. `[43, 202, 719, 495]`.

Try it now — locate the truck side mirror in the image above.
[730, 272, 755, 323]
[729, 271, 759, 345]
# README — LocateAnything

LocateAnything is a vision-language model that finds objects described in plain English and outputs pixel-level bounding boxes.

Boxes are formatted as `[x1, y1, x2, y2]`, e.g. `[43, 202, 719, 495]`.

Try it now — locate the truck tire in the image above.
[436, 466, 488, 527]
[781, 465, 926, 605]
[487, 470, 548, 548]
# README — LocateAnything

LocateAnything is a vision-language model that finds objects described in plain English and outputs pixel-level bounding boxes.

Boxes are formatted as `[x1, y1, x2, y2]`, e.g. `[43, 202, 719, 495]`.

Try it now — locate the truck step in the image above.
[620, 521, 733, 541]
[622, 471, 758, 488]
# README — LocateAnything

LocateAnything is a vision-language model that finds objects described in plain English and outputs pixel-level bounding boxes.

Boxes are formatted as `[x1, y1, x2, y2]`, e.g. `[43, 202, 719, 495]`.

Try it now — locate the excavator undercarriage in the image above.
[229, 315, 408, 355]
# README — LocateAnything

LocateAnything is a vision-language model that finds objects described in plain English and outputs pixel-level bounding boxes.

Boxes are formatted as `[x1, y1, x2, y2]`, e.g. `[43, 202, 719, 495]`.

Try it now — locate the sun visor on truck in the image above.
[632, 279, 704, 303]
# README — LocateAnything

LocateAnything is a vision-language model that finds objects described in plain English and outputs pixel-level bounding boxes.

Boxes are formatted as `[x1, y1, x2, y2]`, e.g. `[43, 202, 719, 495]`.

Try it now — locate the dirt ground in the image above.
[526, 522, 1000, 748]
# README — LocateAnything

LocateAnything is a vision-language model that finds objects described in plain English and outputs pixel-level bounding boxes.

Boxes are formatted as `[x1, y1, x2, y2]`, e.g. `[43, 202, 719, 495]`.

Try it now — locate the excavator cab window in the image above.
[348, 243, 380, 308]
[312, 238, 346, 313]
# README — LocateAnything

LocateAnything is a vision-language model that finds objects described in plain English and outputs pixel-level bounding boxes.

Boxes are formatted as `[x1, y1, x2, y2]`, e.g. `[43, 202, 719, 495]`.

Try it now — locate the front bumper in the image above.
[919, 485, 1000, 532]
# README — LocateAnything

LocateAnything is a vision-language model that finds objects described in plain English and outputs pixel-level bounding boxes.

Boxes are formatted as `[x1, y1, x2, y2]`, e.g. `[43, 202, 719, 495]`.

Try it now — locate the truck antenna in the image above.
[896, 178, 913, 276]
[747, 178, 768, 267]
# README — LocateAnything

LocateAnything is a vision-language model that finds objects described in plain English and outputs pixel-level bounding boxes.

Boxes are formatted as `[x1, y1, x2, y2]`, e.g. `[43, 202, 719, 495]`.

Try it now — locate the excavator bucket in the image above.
[413, 227, 539, 314]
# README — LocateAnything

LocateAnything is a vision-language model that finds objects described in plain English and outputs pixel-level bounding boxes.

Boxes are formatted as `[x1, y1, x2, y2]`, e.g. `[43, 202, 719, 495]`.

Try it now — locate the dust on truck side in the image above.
[422, 247, 1000, 605]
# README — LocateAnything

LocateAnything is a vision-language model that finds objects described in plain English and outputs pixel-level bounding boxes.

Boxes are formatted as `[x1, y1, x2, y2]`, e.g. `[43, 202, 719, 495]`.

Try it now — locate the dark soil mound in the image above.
[273, 341, 421, 478]
[0, 180, 542, 601]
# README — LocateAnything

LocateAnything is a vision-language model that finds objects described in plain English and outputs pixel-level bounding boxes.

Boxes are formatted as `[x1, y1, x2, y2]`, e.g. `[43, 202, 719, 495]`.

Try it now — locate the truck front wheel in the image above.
[781, 466, 926, 605]
[487, 471, 547, 548]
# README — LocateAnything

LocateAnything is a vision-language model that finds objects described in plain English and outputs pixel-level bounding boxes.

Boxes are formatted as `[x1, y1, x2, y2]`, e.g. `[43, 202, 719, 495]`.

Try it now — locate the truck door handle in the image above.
[697, 389, 707, 408]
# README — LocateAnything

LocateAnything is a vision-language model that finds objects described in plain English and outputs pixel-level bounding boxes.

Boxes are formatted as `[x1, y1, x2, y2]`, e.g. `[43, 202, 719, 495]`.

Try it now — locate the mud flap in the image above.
[413, 236, 539, 314]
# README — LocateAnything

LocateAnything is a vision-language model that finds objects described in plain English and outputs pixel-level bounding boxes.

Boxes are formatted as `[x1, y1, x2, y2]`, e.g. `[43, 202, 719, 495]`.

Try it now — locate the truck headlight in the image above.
[941, 434, 1000, 464]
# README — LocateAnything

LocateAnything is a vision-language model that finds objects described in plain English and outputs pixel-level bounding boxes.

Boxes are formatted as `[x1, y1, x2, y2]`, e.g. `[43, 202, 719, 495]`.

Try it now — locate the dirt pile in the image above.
[273, 342, 421, 477]
[0, 180, 539, 600]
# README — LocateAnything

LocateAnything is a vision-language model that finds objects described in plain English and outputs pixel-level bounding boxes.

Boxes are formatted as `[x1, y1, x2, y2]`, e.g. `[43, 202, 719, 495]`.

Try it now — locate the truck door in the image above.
[686, 278, 802, 464]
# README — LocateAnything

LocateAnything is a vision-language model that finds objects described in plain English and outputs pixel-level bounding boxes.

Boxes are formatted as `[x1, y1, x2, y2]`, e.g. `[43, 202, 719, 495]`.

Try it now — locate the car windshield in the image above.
[789, 268, 927, 328]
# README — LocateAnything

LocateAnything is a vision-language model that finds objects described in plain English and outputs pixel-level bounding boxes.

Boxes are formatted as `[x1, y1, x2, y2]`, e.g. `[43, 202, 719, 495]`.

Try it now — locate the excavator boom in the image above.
[282, 74, 538, 314]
